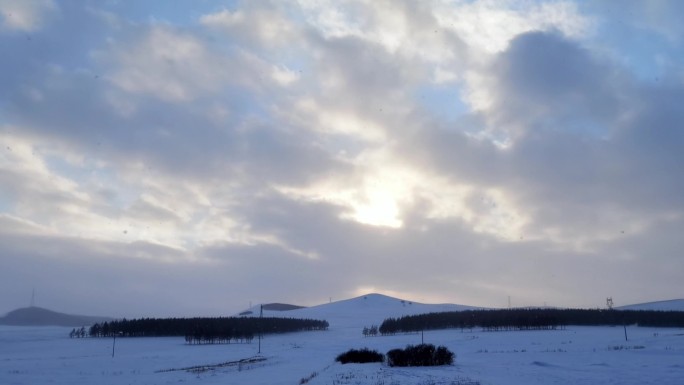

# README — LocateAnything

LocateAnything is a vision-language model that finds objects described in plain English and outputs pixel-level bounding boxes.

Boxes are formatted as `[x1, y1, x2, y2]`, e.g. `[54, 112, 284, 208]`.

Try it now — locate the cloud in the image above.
[402, 29, 678, 225]
[485, 31, 624, 139]
[106, 25, 235, 102]
[493, 33, 684, 245]
[1, 1, 683, 317]
[200, 4, 300, 49]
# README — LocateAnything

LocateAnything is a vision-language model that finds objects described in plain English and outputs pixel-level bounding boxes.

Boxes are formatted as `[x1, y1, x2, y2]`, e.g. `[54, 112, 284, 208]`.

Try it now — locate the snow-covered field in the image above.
[2, 294, 684, 385]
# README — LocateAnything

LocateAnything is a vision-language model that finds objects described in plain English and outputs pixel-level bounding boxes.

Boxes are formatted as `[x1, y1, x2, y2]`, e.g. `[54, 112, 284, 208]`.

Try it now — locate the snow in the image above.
[617, 299, 684, 311]
[2, 294, 684, 385]
[254, 293, 480, 329]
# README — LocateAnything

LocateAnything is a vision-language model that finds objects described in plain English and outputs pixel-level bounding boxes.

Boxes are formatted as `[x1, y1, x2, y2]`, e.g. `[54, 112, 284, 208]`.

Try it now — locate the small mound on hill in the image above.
[262, 303, 306, 311]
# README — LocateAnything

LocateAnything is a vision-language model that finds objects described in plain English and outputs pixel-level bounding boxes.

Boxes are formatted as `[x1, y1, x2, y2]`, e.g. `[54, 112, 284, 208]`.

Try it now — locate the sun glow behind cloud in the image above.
[276, 166, 412, 229]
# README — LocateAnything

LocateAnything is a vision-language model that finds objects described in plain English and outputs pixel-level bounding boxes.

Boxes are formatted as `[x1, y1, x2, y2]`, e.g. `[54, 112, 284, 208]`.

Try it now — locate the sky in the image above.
[1, 0, 683, 318]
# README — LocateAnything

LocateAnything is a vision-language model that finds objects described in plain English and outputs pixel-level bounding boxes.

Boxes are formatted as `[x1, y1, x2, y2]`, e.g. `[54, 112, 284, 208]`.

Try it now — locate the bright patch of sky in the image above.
[579, 1, 684, 83]
[415, 85, 469, 122]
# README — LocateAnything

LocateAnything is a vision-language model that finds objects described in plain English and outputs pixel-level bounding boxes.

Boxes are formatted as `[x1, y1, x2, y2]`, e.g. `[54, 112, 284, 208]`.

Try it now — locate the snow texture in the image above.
[2, 294, 683, 385]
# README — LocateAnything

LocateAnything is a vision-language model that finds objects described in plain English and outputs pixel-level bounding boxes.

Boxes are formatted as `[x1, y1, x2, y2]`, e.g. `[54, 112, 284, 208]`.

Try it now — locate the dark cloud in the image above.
[497, 33, 684, 229]
[490, 31, 624, 137]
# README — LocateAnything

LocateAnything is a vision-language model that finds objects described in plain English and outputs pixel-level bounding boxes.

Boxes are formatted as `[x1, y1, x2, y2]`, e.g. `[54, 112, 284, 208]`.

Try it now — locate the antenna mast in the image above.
[606, 297, 614, 310]
[31, 288, 36, 307]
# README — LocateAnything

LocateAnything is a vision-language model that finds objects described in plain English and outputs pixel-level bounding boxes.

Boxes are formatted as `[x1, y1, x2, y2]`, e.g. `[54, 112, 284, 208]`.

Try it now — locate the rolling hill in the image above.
[237, 293, 479, 329]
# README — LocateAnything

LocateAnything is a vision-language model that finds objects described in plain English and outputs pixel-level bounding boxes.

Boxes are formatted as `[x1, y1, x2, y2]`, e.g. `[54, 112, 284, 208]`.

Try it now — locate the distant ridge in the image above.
[0, 307, 113, 327]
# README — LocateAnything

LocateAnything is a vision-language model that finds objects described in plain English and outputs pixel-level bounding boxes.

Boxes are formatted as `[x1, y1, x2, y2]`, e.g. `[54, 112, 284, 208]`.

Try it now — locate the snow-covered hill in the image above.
[617, 299, 684, 311]
[238, 293, 479, 329]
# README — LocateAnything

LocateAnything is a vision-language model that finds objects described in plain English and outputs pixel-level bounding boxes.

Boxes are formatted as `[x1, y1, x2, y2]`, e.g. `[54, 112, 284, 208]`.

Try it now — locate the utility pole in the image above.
[258, 304, 262, 354]
[112, 333, 118, 358]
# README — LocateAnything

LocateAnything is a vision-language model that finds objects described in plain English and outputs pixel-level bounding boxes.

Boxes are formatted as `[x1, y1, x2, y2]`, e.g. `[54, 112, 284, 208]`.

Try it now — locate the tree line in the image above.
[69, 327, 87, 338]
[82, 316, 329, 344]
[379, 308, 684, 335]
[362, 325, 379, 337]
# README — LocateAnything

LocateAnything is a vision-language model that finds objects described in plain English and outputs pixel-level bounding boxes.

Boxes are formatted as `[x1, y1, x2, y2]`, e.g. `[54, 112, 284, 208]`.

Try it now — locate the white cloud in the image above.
[0, 0, 56, 32]
[271, 64, 300, 86]
[200, 6, 299, 48]
[106, 26, 232, 102]
[435, 0, 592, 54]
[200, 8, 245, 27]
[296, 0, 364, 39]
[289, 98, 387, 142]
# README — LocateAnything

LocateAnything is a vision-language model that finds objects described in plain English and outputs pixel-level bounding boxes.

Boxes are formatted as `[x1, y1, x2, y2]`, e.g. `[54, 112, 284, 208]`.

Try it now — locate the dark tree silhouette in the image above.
[336, 348, 384, 364]
[379, 308, 684, 335]
[386, 344, 454, 367]
[86, 316, 328, 345]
